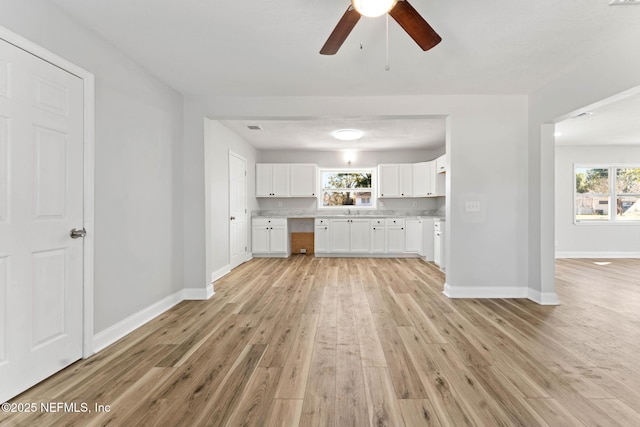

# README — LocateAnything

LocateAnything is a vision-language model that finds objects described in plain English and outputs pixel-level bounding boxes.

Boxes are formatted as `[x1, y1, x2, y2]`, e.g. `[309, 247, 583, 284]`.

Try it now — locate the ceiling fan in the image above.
[320, 0, 441, 55]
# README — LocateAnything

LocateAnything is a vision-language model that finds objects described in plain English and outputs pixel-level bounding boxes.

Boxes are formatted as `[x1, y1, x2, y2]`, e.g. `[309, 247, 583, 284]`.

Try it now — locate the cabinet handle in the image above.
[401, 227, 404, 230]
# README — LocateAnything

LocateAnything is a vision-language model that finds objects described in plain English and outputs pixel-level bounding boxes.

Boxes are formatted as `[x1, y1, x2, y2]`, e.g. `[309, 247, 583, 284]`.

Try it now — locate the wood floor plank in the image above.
[363, 367, 406, 427]
[267, 399, 303, 427]
[4, 257, 640, 427]
[398, 399, 443, 427]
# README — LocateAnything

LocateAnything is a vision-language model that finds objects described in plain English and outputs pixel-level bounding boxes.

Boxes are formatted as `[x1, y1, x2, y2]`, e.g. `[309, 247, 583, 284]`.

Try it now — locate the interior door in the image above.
[229, 152, 247, 269]
[0, 38, 84, 403]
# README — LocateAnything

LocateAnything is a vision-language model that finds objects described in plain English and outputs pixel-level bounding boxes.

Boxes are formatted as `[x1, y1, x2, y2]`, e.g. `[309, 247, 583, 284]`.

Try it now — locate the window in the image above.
[320, 169, 374, 208]
[575, 165, 640, 223]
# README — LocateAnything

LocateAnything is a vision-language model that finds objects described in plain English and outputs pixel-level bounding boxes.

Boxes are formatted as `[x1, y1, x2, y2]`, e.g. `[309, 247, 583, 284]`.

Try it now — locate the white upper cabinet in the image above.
[256, 163, 317, 198]
[378, 164, 400, 198]
[413, 161, 433, 197]
[289, 164, 317, 197]
[256, 163, 289, 197]
[379, 159, 445, 198]
[399, 164, 413, 197]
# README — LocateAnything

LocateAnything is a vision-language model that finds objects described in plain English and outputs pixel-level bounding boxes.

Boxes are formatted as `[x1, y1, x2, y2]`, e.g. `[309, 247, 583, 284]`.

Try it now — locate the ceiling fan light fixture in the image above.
[351, 0, 398, 18]
[332, 129, 364, 141]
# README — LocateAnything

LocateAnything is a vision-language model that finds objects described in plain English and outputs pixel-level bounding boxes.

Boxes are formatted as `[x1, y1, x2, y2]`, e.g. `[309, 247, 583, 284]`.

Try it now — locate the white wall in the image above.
[529, 40, 640, 304]
[204, 119, 258, 284]
[184, 95, 529, 299]
[0, 1, 185, 333]
[555, 145, 640, 257]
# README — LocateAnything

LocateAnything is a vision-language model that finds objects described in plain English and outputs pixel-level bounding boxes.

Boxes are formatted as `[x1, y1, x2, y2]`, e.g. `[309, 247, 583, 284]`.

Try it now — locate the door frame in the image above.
[228, 150, 248, 268]
[0, 26, 96, 358]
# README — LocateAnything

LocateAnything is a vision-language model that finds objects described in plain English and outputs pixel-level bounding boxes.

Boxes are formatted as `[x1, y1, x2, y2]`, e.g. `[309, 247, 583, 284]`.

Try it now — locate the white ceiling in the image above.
[556, 91, 640, 146]
[48, 0, 640, 149]
[218, 116, 446, 151]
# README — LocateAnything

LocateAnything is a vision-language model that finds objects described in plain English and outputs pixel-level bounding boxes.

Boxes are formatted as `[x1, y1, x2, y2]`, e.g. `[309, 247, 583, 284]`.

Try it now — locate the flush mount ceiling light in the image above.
[352, 0, 397, 17]
[332, 129, 364, 141]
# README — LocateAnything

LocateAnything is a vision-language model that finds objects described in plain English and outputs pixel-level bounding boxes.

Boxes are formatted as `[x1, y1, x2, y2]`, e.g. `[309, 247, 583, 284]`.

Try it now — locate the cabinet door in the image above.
[252, 226, 270, 253]
[421, 218, 435, 260]
[399, 164, 413, 197]
[349, 219, 371, 253]
[315, 225, 329, 253]
[255, 164, 273, 197]
[371, 225, 385, 253]
[289, 164, 317, 197]
[405, 219, 423, 253]
[378, 164, 399, 198]
[329, 219, 350, 252]
[269, 226, 288, 253]
[386, 220, 405, 253]
[412, 162, 431, 197]
[272, 164, 289, 196]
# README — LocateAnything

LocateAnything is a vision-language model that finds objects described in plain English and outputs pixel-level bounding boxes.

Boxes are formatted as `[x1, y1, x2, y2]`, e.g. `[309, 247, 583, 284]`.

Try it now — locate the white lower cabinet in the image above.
[405, 218, 423, 253]
[314, 218, 330, 254]
[385, 218, 405, 253]
[328, 218, 370, 253]
[252, 217, 288, 257]
[370, 219, 386, 253]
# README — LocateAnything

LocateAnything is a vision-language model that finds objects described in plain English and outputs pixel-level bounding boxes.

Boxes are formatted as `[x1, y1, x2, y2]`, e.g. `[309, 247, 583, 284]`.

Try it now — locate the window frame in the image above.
[317, 167, 377, 210]
[574, 163, 640, 225]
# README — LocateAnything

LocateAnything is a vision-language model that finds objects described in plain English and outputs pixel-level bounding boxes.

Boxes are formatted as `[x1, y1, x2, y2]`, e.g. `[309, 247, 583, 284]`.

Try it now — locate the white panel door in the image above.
[229, 152, 247, 269]
[0, 38, 84, 403]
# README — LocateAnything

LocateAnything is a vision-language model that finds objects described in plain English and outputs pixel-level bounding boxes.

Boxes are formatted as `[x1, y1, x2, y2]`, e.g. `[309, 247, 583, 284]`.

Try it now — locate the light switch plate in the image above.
[465, 201, 481, 212]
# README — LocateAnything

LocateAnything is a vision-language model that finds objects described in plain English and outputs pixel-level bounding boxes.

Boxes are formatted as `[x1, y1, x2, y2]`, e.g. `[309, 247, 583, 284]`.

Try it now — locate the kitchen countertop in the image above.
[252, 210, 445, 220]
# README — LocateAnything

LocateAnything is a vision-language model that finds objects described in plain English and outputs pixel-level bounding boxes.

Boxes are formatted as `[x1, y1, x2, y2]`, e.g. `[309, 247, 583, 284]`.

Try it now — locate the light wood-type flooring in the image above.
[3, 257, 640, 426]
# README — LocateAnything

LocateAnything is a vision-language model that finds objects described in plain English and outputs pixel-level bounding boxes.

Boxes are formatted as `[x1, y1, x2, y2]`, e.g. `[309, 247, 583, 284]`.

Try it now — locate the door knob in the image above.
[230, 216, 236, 220]
[70, 228, 86, 239]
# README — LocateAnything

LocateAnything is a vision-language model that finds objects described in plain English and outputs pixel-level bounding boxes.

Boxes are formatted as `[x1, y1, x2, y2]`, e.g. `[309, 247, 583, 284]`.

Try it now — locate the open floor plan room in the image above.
[3, 257, 640, 426]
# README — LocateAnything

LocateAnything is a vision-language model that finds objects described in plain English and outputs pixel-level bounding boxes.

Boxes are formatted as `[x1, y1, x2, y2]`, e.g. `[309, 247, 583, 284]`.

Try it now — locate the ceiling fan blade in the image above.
[389, 0, 441, 51]
[320, 6, 361, 55]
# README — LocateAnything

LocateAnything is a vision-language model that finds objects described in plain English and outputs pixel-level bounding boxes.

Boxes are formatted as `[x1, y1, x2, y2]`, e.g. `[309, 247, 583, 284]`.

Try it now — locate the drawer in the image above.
[315, 218, 330, 226]
[370, 218, 385, 226]
[253, 217, 286, 227]
[385, 218, 405, 227]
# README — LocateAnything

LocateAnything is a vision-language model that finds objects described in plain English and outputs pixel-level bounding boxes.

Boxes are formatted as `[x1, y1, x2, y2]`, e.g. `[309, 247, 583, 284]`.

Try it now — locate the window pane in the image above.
[575, 195, 609, 221]
[322, 191, 373, 207]
[616, 196, 640, 221]
[322, 172, 372, 190]
[616, 168, 640, 194]
[575, 167, 609, 194]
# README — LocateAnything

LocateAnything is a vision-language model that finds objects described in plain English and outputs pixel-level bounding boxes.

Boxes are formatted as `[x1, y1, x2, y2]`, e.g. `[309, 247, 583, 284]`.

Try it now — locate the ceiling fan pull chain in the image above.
[385, 13, 390, 71]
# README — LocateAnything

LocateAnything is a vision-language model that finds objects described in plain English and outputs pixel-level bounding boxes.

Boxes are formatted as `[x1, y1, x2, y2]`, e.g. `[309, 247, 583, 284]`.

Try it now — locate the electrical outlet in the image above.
[300, 248, 307, 254]
[277, 201, 283, 208]
[465, 201, 481, 212]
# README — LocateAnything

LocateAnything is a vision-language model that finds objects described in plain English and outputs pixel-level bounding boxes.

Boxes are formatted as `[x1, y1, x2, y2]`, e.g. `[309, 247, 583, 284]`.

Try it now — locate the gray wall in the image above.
[0, 0, 185, 333]
[204, 119, 258, 282]
[555, 145, 640, 256]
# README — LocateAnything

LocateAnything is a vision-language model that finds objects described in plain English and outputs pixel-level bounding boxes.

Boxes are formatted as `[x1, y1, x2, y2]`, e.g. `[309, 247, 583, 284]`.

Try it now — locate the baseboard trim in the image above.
[211, 264, 231, 283]
[528, 288, 560, 305]
[93, 289, 184, 353]
[183, 285, 214, 300]
[555, 251, 640, 259]
[443, 282, 528, 299]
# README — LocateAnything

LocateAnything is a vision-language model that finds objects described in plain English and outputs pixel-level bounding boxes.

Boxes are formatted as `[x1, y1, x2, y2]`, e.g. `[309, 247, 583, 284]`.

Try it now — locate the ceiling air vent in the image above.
[609, 0, 640, 5]
[247, 125, 262, 130]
